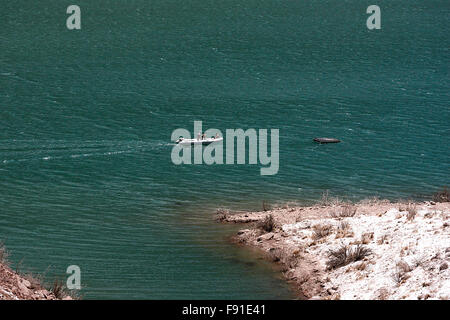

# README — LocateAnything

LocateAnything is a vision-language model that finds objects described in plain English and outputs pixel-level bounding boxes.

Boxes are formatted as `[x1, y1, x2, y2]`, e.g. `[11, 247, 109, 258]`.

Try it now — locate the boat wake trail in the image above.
[0, 140, 170, 164]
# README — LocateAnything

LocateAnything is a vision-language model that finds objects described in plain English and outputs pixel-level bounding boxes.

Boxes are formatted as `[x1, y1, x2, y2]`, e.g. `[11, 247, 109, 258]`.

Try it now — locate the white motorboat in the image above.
[175, 136, 223, 146]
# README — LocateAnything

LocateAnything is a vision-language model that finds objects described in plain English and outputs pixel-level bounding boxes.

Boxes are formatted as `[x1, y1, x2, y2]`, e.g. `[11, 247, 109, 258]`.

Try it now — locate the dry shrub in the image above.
[329, 209, 339, 218]
[398, 200, 412, 212]
[51, 279, 67, 299]
[335, 221, 353, 238]
[50, 276, 81, 300]
[432, 187, 449, 203]
[319, 190, 331, 206]
[326, 244, 372, 270]
[330, 204, 357, 218]
[258, 215, 275, 233]
[326, 245, 349, 269]
[0, 241, 9, 264]
[392, 261, 412, 285]
[319, 190, 344, 206]
[262, 200, 272, 212]
[341, 204, 357, 217]
[352, 244, 372, 261]
[23, 272, 45, 290]
[268, 248, 297, 271]
[406, 204, 417, 221]
[312, 224, 333, 240]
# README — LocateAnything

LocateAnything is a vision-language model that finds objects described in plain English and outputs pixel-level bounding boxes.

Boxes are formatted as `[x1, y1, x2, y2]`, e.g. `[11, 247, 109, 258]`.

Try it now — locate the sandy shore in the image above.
[217, 199, 450, 300]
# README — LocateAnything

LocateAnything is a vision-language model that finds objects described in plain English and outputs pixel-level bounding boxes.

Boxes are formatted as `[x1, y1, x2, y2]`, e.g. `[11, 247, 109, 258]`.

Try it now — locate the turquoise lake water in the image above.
[0, 1, 449, 299]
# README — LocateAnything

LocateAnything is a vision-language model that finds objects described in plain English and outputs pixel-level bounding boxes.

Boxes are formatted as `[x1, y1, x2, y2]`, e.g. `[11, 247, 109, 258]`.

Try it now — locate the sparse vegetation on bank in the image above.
[0, 244, 74, 300]
[217, 197, 450, 300]
[258, 215, 275, 233]
[326, 244, 372, 270]
[433, 187, 449, 203]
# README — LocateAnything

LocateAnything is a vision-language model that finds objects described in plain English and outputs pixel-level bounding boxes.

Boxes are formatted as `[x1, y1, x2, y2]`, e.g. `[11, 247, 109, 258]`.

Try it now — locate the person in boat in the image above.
[215, 133, 219, 139]
[197, 132, 201, 141]
[201, 133, 206, 140]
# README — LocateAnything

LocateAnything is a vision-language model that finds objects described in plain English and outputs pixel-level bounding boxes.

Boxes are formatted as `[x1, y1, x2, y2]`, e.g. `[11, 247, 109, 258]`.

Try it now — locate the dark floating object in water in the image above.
[313, 137, 341, 144]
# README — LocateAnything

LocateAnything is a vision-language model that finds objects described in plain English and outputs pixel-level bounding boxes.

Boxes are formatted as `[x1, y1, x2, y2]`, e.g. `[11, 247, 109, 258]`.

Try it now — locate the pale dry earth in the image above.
[217, 199, 450, 300]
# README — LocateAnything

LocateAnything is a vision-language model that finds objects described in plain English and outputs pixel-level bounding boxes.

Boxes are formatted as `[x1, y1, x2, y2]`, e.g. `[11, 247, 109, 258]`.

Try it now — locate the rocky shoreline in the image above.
[0, 246, 73, 300]
[216, 198, 450, 300]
